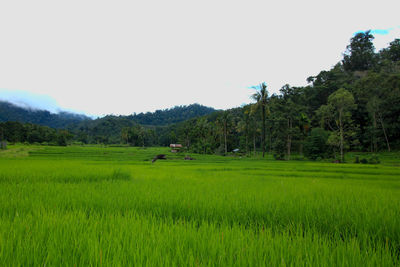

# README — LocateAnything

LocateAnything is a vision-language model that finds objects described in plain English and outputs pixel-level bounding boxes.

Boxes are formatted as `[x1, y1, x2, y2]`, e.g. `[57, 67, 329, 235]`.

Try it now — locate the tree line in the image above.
[155, 31, 400, 160]
[0, 121, 73, 146]
[1, 31, 399, 161]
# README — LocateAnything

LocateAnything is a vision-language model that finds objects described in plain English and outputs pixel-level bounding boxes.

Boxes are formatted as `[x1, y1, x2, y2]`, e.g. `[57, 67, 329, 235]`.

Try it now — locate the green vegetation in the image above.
[1, 32, 400, 161]
[128, 103, 216, 125]
[0, 145, 399, 265]
[0, 101, 90, 128]
[0, 121, 73, 146]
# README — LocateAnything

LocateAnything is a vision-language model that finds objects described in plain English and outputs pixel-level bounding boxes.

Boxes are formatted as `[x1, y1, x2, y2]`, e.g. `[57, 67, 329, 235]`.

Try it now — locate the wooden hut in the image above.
[170, 144, 182, 153]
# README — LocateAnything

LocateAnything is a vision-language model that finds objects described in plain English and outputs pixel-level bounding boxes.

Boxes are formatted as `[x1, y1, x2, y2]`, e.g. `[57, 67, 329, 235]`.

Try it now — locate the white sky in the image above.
[0, 0, 399, 116]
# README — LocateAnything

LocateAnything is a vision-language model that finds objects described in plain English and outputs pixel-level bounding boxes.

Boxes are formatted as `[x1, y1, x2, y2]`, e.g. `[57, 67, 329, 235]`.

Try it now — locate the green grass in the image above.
[1, 145, 400, 266]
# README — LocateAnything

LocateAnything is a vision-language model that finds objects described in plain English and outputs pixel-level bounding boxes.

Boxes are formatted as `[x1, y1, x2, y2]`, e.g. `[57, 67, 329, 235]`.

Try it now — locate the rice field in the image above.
[1, 145, 400, 266]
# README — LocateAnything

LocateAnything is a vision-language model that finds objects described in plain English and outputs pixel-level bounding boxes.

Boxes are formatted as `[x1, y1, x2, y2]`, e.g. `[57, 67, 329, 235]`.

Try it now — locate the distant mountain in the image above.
[0, 101, 91, 128]
[70, 104, 217, 144]
[0, 101, 217, 144]
[128, 104, 216, 125]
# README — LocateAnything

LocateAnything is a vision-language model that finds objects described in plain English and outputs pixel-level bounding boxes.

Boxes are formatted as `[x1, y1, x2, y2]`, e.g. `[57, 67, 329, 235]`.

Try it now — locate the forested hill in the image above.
[67, 104, 217, 144]
[0, 101, 217, 144]
[0, 101, 91, 128]
[128, 104, 216, 125]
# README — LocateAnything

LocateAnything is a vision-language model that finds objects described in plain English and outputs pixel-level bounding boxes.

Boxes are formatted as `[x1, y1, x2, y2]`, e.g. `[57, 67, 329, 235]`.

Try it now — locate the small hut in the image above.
[170, 144, 182, 153]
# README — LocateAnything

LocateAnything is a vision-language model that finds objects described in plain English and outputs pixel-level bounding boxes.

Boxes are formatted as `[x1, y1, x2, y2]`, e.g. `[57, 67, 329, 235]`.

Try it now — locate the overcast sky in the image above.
[0, 0, 399, 116]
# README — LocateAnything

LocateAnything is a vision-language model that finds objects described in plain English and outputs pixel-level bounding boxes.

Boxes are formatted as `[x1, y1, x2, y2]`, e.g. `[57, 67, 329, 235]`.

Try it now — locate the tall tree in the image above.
[251, 82, 269, 157]
[216, 111, 233, 155]
[342, 30, 376, 72]
[380, 39, 400, 62]
[195, 117, 211, 154]
[317, 88, 356, 162]
[366, 95, 391, 152]
[280, 84, 303, 160]
[121, 127, 129, 144]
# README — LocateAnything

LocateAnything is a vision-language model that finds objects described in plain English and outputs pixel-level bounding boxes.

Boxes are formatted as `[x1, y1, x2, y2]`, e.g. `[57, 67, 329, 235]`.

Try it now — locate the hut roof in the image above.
[170, 144, 182, 148]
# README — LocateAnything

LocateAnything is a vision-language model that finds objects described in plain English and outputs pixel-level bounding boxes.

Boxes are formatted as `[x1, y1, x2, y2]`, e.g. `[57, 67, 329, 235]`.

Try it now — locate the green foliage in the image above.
[342, 30, 376, 72]
[354, 154, 381, 164]
[318, 88, 356, 162]
[129, 104, 215, 125]
[272, 139, 285, 160]
[356, 155, 381, 165]
[369, 155, 380, 164]
[0, 101, 90, 128]
[251, 82, 269, 157]
[0, 121, 72, 145]
[380, 39, 400, 62]
[304, 128, 330, 160]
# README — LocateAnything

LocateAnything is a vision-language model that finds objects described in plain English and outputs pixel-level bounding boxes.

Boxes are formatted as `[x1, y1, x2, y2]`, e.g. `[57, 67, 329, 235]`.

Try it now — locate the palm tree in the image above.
[216, 111, 232, 155]
[251, 82, 269, 157]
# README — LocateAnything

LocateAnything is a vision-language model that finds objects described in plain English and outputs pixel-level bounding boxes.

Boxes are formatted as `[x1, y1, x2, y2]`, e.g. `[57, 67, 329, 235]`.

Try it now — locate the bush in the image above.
[369, 155, 380, 164]
[57, 135, 67, 146]
[354, 155, 380, 164]
[273, 139, 286, 160]
[304, 128, 330, 160]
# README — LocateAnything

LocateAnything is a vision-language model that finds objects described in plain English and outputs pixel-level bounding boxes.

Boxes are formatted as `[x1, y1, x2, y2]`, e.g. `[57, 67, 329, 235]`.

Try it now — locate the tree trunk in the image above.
[287, 118, 292, 161]
[253, 134, 256, 157]
[372, 111, 377, 152]
[269, 127, 272, 153]
[224, 122, 227, 155]
[339, 109, 344, 162]
[378, 113, 391, 152]
[245, 132, 249, 155]
[262, 107, 266, 157]
[299, 132, 304, 156]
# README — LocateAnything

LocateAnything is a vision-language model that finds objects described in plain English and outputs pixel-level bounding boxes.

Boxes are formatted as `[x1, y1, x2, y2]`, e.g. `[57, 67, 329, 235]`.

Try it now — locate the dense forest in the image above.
[0, 104, 216, 146]
[0, 101, 90, 128]
[0, 121, 73, 146]
[128, 104, 216, 125]
[1, 31, 400, 161]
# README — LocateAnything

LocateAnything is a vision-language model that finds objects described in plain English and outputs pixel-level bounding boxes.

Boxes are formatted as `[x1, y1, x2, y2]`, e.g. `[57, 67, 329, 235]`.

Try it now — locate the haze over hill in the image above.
[0, 100, 91, 129]
[0, 100, 216, 128]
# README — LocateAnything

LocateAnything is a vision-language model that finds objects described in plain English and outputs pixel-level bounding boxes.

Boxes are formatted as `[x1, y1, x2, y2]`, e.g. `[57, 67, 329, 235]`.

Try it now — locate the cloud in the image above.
[0, 89, 61, 113]
[354, 28, 394, 36]
[370, 29, 391, 35]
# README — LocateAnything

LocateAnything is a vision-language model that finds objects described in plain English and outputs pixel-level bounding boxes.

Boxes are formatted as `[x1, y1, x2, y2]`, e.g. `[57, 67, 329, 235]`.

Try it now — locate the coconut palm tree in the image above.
[251, 82, 269, 157]
[216, 111, 233, 155]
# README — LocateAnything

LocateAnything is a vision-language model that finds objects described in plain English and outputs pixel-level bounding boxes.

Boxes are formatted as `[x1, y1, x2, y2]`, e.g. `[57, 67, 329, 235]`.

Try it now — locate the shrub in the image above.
[273, 139, 286, 160]
[355, 155, 380, 164]
[369, 155, 380, 164]
[304, 128, 330, 160]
